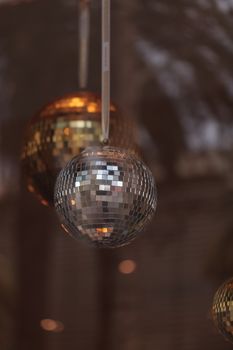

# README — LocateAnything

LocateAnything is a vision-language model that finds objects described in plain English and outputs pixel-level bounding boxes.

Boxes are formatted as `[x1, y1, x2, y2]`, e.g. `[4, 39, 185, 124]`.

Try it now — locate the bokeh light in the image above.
[40, 319, 64, 333]
[118, 259, 137, 274]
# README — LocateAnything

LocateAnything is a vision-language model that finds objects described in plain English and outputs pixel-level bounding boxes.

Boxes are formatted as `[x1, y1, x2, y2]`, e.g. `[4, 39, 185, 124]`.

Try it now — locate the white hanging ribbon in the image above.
[101, 0, 111, 143]
[78, 0, 90, 89]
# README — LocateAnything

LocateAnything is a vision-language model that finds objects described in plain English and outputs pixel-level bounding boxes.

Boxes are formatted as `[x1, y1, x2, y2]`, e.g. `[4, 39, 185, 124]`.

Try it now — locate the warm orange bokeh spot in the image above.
[87, 102, 99, 113]
[40, 319, 64, 333]
[118, 259, 136, 274]
[63, 127, 70, 136]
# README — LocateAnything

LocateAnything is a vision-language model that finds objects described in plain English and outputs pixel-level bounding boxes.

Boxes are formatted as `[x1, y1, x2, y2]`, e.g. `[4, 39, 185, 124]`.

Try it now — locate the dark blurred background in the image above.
[1, 0, 233, 349]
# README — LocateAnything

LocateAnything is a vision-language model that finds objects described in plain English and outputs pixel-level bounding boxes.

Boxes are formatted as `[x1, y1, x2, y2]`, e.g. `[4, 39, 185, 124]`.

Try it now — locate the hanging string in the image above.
[101, 0, 111, 144]
[78, 0, 90, 89]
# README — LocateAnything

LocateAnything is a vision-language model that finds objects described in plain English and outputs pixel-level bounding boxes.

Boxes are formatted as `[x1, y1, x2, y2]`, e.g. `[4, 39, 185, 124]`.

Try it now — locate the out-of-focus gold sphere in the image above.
[212, 278, 233, 344]
[21, 92, 139, 206]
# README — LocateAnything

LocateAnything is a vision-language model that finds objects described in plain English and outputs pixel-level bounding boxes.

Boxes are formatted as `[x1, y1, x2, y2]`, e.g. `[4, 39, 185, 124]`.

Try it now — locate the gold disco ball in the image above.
[212, 278, 233, 344]
[21, 91, 139, 206]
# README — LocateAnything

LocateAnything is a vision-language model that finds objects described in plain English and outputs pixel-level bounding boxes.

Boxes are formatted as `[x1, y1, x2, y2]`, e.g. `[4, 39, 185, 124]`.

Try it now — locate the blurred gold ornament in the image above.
[21, 91, 139, 206]
[212, 278, 233, 344]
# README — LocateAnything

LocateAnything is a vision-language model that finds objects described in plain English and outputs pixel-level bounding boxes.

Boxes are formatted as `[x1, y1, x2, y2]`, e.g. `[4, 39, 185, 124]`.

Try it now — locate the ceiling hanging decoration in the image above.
[54, 0, 157, 248]
[21, 92, 138, 207]
[212, 278, 233, 344]
[54, 146, 156, 248]
[21, 0, 139, 207]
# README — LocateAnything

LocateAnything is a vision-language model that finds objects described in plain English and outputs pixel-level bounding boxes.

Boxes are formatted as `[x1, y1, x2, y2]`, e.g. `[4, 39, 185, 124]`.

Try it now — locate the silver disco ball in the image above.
[212, 278, 233, 344]
[54, 146, 157, 248]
